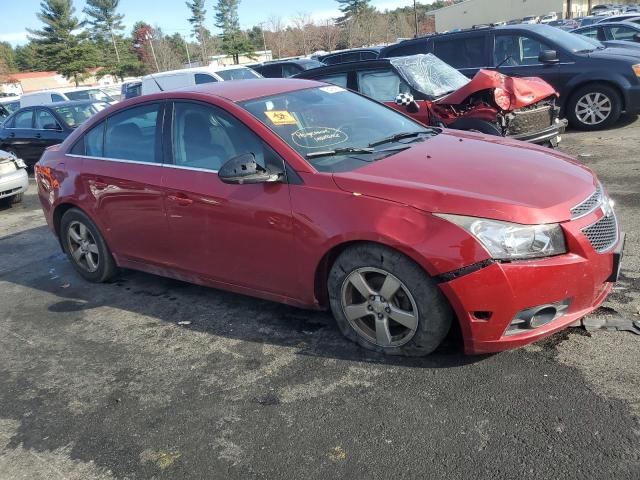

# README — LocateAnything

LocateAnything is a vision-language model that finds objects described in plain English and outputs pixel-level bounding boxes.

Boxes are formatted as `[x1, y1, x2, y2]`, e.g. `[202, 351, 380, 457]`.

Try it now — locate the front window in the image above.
[65, 88, 115, 103]
[216, 68, 261, 81]
[240, 86, 436, 173]
[390, 54, 470, 98]
[52, 103, 104, 128]
[494, 35, 553, 66]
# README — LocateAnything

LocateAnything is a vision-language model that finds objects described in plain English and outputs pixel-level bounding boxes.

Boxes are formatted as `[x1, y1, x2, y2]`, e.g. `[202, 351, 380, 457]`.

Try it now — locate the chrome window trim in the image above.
[66, 153, 220, 173]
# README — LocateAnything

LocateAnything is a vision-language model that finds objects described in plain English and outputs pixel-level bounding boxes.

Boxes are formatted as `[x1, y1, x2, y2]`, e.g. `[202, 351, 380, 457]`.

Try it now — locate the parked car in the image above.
[295, 54, 566, 146]
[548, 19, 580, 31]
[592, 4, 618, 16]
[572, 21, 640, 43]
[540, 12, 559, 24]
[121, 80, 142, 100]
[380, 24, 640, 130]
[20, 87, 117, 107]
[317, 47, 382, 65]
[577, 15, 602, 27]
[0, 100, 107, 166]
[34, 79, 623, 356]
[252, 59, 325, 78]
[0, 97, 21, 115]
[521, 16, 540, 24]
[0, 149, 28, 206]
[141, 65, 262, 95]
[596, 13, 640, 23]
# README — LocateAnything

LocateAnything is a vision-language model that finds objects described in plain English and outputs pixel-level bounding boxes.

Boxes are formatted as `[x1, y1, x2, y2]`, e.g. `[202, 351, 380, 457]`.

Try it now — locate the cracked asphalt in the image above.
[1, 116, 639, 479]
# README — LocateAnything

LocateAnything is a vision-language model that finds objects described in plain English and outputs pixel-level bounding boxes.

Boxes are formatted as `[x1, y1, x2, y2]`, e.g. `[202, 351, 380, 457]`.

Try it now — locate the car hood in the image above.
[331, 130, 596, 225]
[585, 46, 640, 61]
[435, 69, 558, 110]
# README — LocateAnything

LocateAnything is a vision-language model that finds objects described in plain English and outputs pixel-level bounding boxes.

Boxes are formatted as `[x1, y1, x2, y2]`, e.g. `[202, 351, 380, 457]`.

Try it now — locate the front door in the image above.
[162, 100, 297, 297]
[6, 108, 37, 162]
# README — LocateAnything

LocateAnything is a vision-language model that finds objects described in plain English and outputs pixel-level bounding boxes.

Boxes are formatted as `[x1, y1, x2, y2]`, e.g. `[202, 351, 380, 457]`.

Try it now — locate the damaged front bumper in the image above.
[509, 118, 568, 146]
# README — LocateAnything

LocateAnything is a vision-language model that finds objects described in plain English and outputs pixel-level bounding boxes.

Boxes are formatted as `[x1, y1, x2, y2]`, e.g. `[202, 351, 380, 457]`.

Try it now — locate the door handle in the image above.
[9, 132, 15, 138]
[35, 133, 42, 138]
[167, 193, 193, 206]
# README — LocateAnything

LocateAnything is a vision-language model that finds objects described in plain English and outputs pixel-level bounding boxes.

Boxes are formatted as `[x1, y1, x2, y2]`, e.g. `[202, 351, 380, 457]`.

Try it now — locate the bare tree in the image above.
[266, 16, 289, 58]
[292, 12, 313, 56]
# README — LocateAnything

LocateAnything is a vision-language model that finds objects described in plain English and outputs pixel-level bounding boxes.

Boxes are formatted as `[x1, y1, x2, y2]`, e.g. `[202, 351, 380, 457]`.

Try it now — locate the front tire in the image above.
[328, 243, 453, 356]
[567, 84, 621, 130]
[60, 208, 117, 283]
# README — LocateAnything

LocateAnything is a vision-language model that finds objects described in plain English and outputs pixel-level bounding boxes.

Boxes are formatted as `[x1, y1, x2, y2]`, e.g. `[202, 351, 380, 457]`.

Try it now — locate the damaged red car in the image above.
[296, 53, 567, 146]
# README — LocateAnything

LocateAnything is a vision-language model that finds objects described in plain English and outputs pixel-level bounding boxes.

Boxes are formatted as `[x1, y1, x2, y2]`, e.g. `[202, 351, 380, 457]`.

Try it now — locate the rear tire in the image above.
[328, 243, 453, 356]
[566, 84, 621, 130]
[60, 208, 117, 283]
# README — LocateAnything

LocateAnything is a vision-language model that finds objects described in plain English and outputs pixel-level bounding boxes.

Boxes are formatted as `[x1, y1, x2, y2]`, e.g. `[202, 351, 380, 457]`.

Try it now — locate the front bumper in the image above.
[438, 206, 622, 354]
[509, 118, 567, 146]
[0, 168, 28, 199]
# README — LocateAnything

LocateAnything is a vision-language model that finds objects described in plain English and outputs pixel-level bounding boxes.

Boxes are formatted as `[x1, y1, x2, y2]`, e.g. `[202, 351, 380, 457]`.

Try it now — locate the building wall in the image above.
[432, 0, 566, 32]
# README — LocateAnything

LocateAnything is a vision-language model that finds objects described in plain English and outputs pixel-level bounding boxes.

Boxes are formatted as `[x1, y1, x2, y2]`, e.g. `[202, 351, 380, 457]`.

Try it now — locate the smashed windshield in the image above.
[390, 54, 470, 98]
[240, 86, 435, 172]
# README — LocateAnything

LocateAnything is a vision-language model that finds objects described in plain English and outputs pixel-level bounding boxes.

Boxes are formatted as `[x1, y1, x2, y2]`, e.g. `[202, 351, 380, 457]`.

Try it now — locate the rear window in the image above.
[434, 36, 486, 68]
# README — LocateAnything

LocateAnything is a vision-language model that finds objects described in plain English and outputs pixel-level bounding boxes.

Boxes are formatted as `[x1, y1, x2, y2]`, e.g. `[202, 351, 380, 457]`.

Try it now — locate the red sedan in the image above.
[35, 79, 624, 355]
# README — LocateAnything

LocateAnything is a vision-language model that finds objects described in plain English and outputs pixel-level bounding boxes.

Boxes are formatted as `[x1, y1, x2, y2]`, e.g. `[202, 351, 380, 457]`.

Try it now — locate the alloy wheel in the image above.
[575, 92, 612, 126]
[340, 267, 419, 347]
[67, 220, 100, 272]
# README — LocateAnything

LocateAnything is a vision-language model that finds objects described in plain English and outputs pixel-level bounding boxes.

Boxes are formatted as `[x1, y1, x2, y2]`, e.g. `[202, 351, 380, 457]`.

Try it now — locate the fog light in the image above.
[505, 299, 571, 336]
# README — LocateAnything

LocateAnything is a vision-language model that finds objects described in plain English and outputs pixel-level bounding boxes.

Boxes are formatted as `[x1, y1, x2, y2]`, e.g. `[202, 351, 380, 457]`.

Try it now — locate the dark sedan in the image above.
[0, 100, 107, 166]
[252, 59, 324, 78]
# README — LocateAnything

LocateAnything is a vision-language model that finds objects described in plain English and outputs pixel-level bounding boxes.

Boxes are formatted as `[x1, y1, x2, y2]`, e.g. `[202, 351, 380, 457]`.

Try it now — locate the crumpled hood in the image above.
[331, 130, 596, 225]
[436, 69, 558, 110]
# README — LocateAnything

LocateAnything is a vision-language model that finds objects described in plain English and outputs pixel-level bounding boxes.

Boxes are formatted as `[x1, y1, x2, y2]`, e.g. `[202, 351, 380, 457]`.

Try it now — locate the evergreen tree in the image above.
[186, 0, 212, 64]
[214, 0, 254, 64]
[336, 0, 373, 22]
[28, 0, 98, 85]
[83, 0, 125, 64]
[0, 42, 16, 72]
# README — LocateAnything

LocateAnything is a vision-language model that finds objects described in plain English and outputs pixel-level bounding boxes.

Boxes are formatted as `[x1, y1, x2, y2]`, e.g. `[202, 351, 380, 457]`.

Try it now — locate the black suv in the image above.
[380, 24, 640, 130]
[252, 59, 324, 78]
[317, 47, 382, 65]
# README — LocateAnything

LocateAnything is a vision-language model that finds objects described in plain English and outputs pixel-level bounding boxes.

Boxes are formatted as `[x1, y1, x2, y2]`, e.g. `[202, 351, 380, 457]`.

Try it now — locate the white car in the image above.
[20, 87, 118, 108]
[141, 65, 262, 95]
[0, 150, 28, 206]
[521, 15, 540, 24]
[540, 12, 559, 23]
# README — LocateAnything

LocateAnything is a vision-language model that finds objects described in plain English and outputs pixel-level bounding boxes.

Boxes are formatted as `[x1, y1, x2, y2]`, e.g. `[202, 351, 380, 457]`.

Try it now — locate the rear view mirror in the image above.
[539, 50, 560, 64]
[395, 93, 420, 114]
[218, 153, 282, 184]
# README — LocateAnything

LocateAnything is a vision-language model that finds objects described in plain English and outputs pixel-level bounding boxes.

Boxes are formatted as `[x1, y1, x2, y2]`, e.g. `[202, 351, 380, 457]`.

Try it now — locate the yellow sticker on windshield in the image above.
[264, 110, 297, 126]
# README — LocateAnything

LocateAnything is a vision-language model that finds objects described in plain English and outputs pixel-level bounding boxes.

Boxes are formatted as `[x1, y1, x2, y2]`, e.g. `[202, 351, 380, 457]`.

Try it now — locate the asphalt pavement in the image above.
[0, 117, 639, 479]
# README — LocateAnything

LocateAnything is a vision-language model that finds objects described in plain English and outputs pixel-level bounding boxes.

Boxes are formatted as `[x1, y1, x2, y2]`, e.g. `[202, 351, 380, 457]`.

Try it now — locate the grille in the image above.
[582, 213, 618, 253]
[508, 104, 555, 136]
[571, 184, 603, 219]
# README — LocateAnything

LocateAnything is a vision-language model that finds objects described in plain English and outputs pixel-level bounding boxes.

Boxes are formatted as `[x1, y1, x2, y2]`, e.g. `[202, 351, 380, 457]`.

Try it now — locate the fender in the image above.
[562, 72, 632, 108]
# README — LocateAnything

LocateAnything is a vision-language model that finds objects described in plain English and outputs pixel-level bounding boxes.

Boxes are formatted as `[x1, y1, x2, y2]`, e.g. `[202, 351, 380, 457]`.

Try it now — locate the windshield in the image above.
[240, 86, 435, 172]
[216, 68, 262, 81]
[536, 25, 599, 52]
[52, 103, 105, 128]
[0, 100, 20, 113]
[389, 54, 470, 98]
[65, 89, 115, 103]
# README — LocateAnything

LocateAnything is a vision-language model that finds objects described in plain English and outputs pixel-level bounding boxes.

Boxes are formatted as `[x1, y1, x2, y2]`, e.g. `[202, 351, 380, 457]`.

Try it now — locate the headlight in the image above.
[435, 214, 567, 260]
[633, 64, 640, 78]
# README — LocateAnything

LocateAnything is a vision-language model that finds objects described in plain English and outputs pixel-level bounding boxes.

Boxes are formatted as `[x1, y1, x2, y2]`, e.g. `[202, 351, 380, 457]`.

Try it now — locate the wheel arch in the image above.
[564, 78, 627, 112]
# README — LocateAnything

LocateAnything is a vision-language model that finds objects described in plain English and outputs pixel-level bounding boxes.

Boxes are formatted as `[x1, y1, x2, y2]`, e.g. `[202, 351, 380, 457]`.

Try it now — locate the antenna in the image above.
[148, 74, 164, 92]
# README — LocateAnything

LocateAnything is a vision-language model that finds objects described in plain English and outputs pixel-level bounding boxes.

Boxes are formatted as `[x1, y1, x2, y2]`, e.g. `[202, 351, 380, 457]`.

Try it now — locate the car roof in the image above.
[319, 47, 382, 58]
[596, 20, 640, 27]
[151, 78, 326, 102]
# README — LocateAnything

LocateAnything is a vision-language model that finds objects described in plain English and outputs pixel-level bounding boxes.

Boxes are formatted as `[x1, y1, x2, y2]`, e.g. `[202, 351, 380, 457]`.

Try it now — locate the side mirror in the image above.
[218, 153, 281, 185]
[634, 33, 640, 43]
[395, 92, 420, 114]
[43, 123, 62, 131]
[539, 50, 560, 64]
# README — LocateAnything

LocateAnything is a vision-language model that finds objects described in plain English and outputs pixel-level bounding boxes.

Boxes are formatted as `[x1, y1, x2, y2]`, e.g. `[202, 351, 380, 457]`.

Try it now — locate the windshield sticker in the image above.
[291, 127, 348, 149]
[264, 110, 297, 126]
[319, 85, 345, 94]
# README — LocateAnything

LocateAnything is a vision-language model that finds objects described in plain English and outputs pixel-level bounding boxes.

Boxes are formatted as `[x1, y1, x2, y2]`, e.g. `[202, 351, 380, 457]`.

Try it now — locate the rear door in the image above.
[70, 101, 170, 265]
[161, 100, 297, 296]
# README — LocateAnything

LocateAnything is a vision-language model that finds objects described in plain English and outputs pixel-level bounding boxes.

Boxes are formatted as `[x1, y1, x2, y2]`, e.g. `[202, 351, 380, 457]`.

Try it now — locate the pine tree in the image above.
[336, 0, 373, 22]
[83, 0, 125, 64]
[28, 0, 98, 86]
[214, 0, 254, 64]
[186, 0, 212, 64]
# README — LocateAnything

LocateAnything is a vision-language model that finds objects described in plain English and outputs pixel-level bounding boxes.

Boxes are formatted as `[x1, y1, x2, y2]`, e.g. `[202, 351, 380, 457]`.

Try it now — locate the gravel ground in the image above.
[0, 118, 639, 479]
